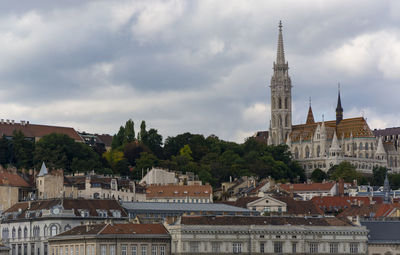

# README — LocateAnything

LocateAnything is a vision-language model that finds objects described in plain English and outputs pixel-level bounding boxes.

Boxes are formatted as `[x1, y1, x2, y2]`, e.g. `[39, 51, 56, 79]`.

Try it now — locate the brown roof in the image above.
[279, 182, 335, 192]
[373, 127, 400, 137]
[146, 184, 212, 199]
[180, 215, 351, 226]
[0, 172, 30, 187]
[272, 195, 323, 215]
[56, 223, 169, 237]
[217, 197, 260, 208]
[0, 122, 83, 142]
[96, 134, 113, 147]
[311, 196, 370, 212]
[290, 117, 374, 142]
[337, 203, 400, 218]
[4, 198, 127, 219]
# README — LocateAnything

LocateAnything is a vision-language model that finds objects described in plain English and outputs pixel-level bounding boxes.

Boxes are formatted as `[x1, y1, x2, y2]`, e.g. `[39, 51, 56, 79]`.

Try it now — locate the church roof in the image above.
[290, 117, 374, 143]
[306, 105, 315, 124]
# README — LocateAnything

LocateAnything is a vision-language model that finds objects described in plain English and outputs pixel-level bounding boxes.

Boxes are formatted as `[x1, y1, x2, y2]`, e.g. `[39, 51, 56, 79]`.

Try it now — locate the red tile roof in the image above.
[0, 172, 30, 187]
[146, 184, 212, 199]
[311, 196, 370, 212]
[181, 215, 351, 226]
[273, 195, 323, 215]
[280, 182, 335, 192]
[55, 223, 169, 237]
[0, 122, 83, 142]
[338, 203, 400, 218]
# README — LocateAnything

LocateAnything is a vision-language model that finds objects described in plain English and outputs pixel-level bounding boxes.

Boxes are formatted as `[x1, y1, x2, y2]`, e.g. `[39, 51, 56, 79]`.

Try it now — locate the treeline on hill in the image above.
[105, 119, 306, 186]
[311, 162, 400, 189]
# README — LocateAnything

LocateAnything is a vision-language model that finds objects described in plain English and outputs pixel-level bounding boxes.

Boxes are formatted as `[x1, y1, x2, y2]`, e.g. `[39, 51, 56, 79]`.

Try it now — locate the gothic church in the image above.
[266, 22, 400, 175]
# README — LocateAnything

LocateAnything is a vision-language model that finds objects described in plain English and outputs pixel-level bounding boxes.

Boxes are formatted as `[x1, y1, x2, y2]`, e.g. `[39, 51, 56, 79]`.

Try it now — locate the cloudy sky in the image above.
[0, 0, 399, 143]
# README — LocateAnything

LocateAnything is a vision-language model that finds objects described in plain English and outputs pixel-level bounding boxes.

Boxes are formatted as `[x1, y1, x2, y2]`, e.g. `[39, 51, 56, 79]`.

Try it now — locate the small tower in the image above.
[336, 84, 343, 125]
[306, 98, 315, 124]
[270, 21, 292, 144]
[383, 172, 391, 204]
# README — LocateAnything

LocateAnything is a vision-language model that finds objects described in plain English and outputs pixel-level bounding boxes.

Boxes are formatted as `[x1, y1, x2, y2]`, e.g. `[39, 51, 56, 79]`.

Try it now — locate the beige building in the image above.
[35, 163, 136, 202]
[0, 170, 32, 212]
[48, 223, 171, 255]
[167, 215, 368, 254]
[145, 184, 213, 203]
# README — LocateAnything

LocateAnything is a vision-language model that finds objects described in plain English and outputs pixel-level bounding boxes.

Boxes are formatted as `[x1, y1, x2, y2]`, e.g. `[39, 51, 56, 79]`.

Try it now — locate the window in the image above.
[100, 246, 106, 255]
[110, 246, 116, 255]
[141, 246, 147, 255]
[31, 244, 35, 255]
[212, 242, 220, 253]
[189, 242, 199, 253]
[122, 245, 127, 255]
[260, 242, 265, 253]
[12, 244, 16, 255]
[65, 247, 68, 255]
[24, 227, 28, 238]
[233, 243, 242, 254]
[76, 246, 79, 255]
[274, 242, 282, 253]
[131, 246, 137, 255]
[350, 243, 358, 254]
[151, 246, 157, 255]
[70, 245, 74, 255]
[50, 225, 58, 237]
[292, 242, 297, 253]
[18, 227, 22, 239]
[2, 227, 9, 240]
[309, 243, 318, 254]
[160, 246, 165, 255]
[24, 244, 27, 255]
[44, 243, 48, 255]
[18, 244, 22, 255]
[330, 243, 338, 253]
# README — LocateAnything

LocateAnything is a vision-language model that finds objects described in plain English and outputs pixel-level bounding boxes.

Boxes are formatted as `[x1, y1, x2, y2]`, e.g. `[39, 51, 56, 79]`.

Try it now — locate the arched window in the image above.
[353, 143, 357, 150]
[285, 115, 289, 127]
[285, 97, 288, 109]
[390, 157, 393, 167]
[366, 153, 369, 158]
[2, 228, 9, 240]
[317, 146, 321, 157]
[347, 144, 349, 151]
[359, 142, 363, 150]
[305, 146, 310, 158]
[17, 227, 21, 239]
[278, 115, 282, 126]
[278, 97, 282, 109]
[294, 147, 299, 159]
[371, 143, 374, 150]
[365, 143, 369, 150]
[272, 115, 276, 127]
[24, 227, 28, 238]
[64, 225, 71, 231]
[50, 225, 58, 237]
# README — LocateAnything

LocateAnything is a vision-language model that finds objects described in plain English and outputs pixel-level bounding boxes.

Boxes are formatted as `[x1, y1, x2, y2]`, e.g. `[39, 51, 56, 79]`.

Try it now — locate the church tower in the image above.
[336, 86, 343, 125]
[269, 21, 292, 145]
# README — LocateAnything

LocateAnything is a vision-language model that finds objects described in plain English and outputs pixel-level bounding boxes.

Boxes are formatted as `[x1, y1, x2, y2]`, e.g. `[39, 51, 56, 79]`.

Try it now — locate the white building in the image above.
[140, 168, 177, 185]
[166, 216, 368, 254]
[0, 198, 127, 255]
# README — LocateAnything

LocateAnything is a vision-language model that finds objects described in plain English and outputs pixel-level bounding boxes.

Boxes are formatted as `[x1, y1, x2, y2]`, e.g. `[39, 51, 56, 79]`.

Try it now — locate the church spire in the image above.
[336, 83, 343, 125]
[306, 97, 315, 124]
[276, 20, 285, 65]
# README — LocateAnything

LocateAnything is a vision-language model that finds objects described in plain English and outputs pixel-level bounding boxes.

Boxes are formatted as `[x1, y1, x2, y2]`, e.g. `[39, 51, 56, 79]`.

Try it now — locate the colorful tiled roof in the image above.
[290, 117, 374, 143]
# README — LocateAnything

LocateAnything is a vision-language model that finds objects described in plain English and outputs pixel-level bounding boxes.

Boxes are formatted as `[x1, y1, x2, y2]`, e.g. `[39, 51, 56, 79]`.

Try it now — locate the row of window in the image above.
[51, 244, 166, 255]
[2, 225, 70, 240]
[186, 241, 359, 254]
[11, 242, 48, 255]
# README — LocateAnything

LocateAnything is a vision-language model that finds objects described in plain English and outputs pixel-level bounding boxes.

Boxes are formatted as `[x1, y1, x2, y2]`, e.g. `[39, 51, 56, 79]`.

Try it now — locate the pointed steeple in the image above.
[376, 136, 386, 157]
[383, 171, 391, 204]
[276, 20, 285, 65]
[330, 131, 340, 151]
[38, 162, 48, 177]
[336, 83, 343, 125]
[306, 98, 315, 124]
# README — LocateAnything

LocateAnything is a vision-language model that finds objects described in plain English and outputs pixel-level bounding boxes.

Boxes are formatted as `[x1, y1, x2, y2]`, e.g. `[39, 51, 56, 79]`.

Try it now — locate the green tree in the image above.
[138, 121, 147, 142]
[143, 128, 163, 158]
[372, 166, 387, 186]
[179, 144, 193, 161]
[12, 130, 34, 169]
[311, 168, 328, 182]
[0, 135, 11, 166]
[124, 119, 135, 144]
[135, 152, 158, 178]
[34, 133, 102, 172]
[329, 161, 361, 183]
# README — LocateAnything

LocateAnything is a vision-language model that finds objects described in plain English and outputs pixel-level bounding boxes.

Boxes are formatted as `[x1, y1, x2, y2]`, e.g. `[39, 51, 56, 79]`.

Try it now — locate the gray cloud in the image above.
[0, 0, 398, 142]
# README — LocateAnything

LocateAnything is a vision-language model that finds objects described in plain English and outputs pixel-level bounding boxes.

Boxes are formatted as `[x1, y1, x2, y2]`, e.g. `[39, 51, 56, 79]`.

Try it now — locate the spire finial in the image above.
[309, 97, 311, 107]
[276, 20, 285, 65]
[322, 114, 324, 122]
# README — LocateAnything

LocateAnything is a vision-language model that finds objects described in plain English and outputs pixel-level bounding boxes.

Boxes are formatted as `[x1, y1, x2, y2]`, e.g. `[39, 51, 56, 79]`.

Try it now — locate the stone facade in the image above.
[0, 199, 127, 255]
[166, 216, 368, 255]
[267, 22, 400, 175]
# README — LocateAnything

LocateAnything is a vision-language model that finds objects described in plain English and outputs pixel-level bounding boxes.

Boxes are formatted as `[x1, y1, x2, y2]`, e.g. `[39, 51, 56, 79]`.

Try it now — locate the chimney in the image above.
[6, 119, 9, 124]
[0, 119, 3, 124]
[21, 120, 25, 126]
[11, 120, 14, 125]
[338, 179, 344, 196]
